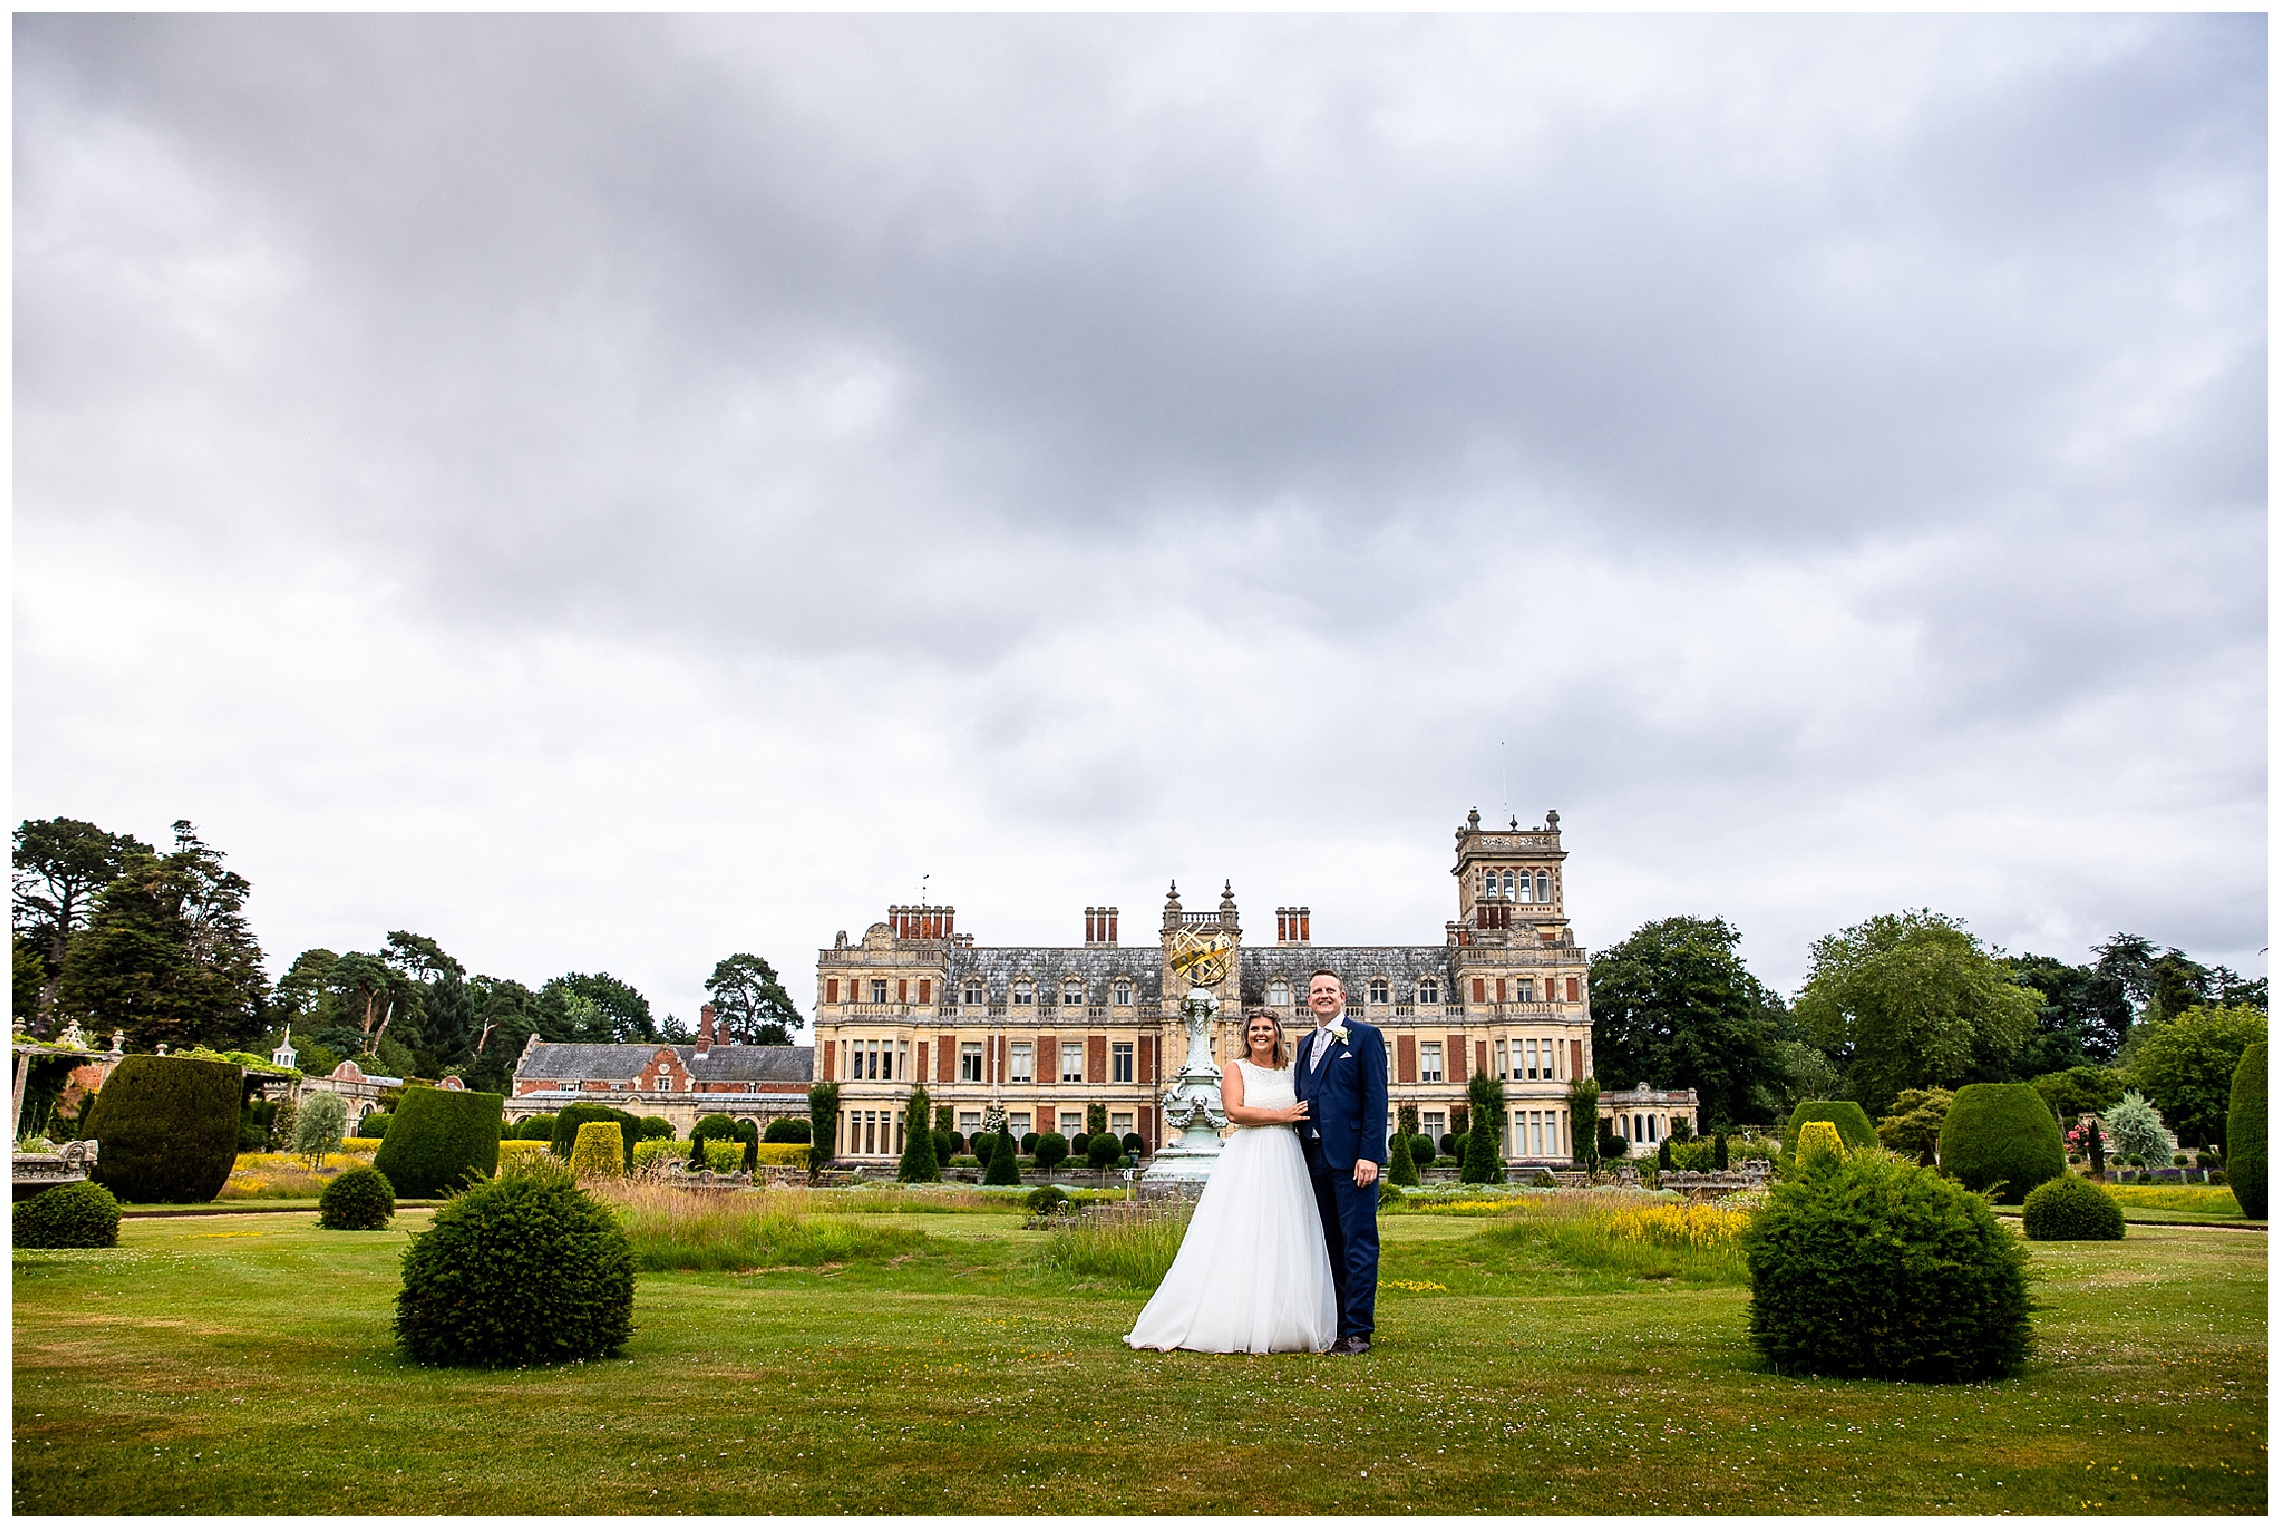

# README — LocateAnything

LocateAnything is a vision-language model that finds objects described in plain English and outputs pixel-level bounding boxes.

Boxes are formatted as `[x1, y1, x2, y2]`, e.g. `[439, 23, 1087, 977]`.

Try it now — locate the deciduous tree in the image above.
[2127, 1004, 2269, 1149]
[705, 952, 805, 1045]
[1589, 916, 1788, 1128]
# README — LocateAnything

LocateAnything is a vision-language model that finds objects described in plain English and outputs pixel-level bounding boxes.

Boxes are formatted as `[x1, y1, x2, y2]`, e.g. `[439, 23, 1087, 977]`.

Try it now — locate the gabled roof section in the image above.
[515, 1042, 813, 1084]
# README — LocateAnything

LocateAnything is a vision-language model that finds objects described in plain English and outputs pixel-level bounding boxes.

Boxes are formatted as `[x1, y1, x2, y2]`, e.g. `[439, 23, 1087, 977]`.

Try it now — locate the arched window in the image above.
[1064, 982, 1085, 1009]
[1012, 981, 1033, 1005]
[1502, 869, 1516, 898]
[1417, 977, 1440, 1005]
[1368, 977, 1390, 1005]
[1482, 869, 1497, 899]
[1536, 870, 1551, 902]
[1516, 872, 1534, 904]
[1267, 977, 1292, 1007]
[1113, 980, 1132, 1006]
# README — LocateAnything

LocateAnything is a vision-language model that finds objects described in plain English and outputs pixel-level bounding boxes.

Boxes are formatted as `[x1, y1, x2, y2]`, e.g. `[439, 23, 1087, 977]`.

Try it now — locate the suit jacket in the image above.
[1293, 1017, 1389, 1172]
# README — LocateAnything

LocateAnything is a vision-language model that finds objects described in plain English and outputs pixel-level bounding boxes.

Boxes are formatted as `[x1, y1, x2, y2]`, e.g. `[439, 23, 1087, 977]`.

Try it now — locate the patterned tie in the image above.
[1311, 1026, 1333, 1072]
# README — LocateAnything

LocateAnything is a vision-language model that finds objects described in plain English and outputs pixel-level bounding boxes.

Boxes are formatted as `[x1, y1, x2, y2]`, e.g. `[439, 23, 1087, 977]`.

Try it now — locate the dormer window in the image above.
[963, 981, 986, 1006]
[1267, 977, 1292, 1007]
[1368, 977, 1390, 1005]
[1064, 982, 1085, 1008]
[1012, 981, 1033, 1005]
[1418, 977, 1440, 1004]
[1113, 980, 1133, 1006]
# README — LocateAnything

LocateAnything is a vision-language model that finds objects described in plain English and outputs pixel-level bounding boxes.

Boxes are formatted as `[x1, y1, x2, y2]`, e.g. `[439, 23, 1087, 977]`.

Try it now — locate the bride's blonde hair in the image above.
[1241, 1008, 1290, 1067]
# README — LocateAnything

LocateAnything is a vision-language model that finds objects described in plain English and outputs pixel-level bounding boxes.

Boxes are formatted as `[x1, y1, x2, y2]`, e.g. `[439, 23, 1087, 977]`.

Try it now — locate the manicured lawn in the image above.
[12, 1201, 2267, 1514]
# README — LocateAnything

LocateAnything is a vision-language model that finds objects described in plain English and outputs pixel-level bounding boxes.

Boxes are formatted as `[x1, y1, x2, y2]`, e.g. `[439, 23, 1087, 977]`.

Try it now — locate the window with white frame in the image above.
[959, 1042, 983, 1082]
[1010, 1041, 1034, 1083]
[1110, 1111, 1134, 1136]
[1061, 1041, 1084, 1083]
[1419, 1042, 1445, 1083]
[1114, 980, 1133, 1005]
[1422, 1110, 1447, 1139]
[1536, 870, 1551, 901]
[1009, 1112, 1032, 1135]
[1417, 977, 1440, 1005]
[1494, 1039, 1508, 1077]
[958, 1111, 981, 1133]
[1013, 981, 1033, 1005]
[1112, 1041, 1134, 1083]
[1516, 977, 1536, 1003]
[1368, 977, 1390, 1005]
[1059, 1111, 1082, 1134]
[870, 978, 888, 1004]
[1064, 982, 1085, 1009]
[963, 981, 986, 1006]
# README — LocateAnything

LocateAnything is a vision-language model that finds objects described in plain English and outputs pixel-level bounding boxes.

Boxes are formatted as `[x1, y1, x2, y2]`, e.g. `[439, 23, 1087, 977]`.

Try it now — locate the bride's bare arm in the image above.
[1221, 1062, 1309, 1125]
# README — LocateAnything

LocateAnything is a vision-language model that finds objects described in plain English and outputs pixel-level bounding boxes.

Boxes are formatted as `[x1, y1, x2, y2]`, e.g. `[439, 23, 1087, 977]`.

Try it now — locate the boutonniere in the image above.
[1328, 1022, 1350, 1045]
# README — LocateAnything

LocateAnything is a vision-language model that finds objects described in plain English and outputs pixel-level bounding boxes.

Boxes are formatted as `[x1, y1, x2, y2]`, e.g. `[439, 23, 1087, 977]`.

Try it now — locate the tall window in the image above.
[870, 979, 888, 1004]
[1423, 1110, 1447, 1139]
[1418, 977, 1439, 1005]
[1059, 1111, 1083, 1134]
[1515, 977, 1536, 1003]
[1060, 1042, 1084, 1084]
[1010, 1042, 1034, 1083]
[1502, 869, 1516, 898]
[1114, 980, 1133, 1006]
[1112, 1041, 1134, 1083]
[1419, 1042, 1445, 1083]
[1013, 981, 1033, 1005]
[1368, 977, 1390, 1005]
[1536, 871, 1551, 901]
[960, 1042, 983, 1082]
[963, 981, 986, 1006]
[1110, 1111, 1134, 1135]
[1267, 977, 1292, 1007]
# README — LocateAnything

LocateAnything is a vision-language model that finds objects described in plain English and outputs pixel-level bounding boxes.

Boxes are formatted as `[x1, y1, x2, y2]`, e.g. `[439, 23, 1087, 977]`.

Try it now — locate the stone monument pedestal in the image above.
[1143, 985, 1228, 1184]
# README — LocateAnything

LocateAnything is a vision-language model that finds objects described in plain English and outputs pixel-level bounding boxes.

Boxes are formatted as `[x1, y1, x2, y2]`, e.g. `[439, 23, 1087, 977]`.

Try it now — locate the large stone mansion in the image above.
[814, 809, 1697, 1165]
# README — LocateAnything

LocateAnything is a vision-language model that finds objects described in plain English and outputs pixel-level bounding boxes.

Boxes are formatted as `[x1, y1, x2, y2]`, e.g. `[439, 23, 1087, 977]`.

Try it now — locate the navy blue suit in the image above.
[1292, 1016, 1388, 1342]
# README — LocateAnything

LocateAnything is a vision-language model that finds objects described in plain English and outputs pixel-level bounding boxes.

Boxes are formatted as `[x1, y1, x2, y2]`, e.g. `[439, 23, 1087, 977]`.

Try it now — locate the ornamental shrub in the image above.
[373, 1085, 504, 1198]
[2021, 1175, 2124, 1241]
[1033, 1132, 1070, 1172]
[1782, 1101, 1877, 1156]
[631, 1138, 683, 1173]
[1121, 1132, 1146, 1157]
[1939, 1084, 2066, 1203]
[552, 1103, 640, 1170]
[2227, 1043, 2265, 1219]
[319, 1165, 397, 1229]
[1463, 1074, 1507, 1184]
[1439, 1132, 1462, 1158]
[1069, 1131, 1092, 1158]
[638, 1116, 675, 1141]
[84, 1055, 244, 1204]
[1086, 1133, 1122, 1169]
[763, 1117, 811, 1144]
[516, 1113, 558, 1141]
[2102, 1091, 2170, 1170]
[569, 1121, 625, 1177]
[394, 1158, 634, 1367]
[13, 1180, 120, 1248]
[933, 1129, 962, 1165]
[1713, 1131, 1729, 1171]
[1378, 1179, 1405, 1207]
[950, 1154, 983, 1169]
[1086, 1103, 1108, 1136]
[969, 1131, 998, 1162]
[701, 1140, 743, 1173]
[354, 1111, 392, 1140]
[1020, 1132, 1039, 1155]
[898, 1089, 941, 1182]
[984, 1129, 1021, 1186]
[1025, 1184, 1071, 1216]
[292, 1090, 349, 1163]
[1409, 1134, 1436, 1169]
[1796, 1120, 1846, 1165]
[1387, 1131, 1420, 1187]
[1744, 1147, 2031, 1382]
[1658, 1139, 1674, 1171]
[1527, 1169, 1558, 1188]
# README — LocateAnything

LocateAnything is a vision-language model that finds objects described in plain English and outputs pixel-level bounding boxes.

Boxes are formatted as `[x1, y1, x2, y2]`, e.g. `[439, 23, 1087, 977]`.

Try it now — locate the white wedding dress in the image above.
[1125, 1060, 1339, 1354]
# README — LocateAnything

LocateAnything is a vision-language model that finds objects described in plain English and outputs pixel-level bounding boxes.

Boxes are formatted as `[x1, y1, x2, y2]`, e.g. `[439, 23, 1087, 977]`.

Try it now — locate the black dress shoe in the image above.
[1327, 1335, 1372, 1355]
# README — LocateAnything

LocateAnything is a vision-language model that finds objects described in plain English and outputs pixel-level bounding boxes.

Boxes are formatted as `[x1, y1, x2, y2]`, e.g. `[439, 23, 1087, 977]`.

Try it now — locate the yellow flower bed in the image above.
[1607, 1201, 1753, 1249]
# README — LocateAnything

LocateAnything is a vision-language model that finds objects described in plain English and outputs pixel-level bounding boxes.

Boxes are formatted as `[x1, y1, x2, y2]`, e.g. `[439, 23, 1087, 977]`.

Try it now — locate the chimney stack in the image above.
[696, 1003, 715, 1059]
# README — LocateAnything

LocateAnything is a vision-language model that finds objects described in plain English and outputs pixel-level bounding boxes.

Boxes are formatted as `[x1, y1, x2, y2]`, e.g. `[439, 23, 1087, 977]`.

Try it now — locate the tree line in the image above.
[1589, 910, 2267, 1150]
[12, 817, 805, 1097]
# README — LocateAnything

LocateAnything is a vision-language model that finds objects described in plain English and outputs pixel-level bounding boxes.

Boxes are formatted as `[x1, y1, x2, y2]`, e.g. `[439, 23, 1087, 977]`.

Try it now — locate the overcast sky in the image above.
[15, 14, 2268, 1028]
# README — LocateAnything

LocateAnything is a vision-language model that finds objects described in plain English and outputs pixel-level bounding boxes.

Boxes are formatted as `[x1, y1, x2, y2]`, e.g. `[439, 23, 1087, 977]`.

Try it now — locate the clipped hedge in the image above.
[984, 1129, 1021, 1185]
[1938, 1083, 2066, 1204]
[637, 1115, 675, 1141]
[1796, 1120, 1845, 1165]
[700, 1139, 744, 1173]
[1032, 1133, 1070, 1172]
[372, 1086, 504, 1199]
[1782, 1101, 1877, 1156]
[1086, 1134, 1121, 1169]
[552, 1103, 640, 1170]
[2228, 1042, 2266, 1219]
[1745, 1147, 2031, 1382]
[85, 1055, 244, 1204]
[515, 1114, 559, 1141]
[395, 1159, 634, 1367]
[497, 1140, 550, 1167]
[2021, 1175, 2124, 1241]
[319, 1165, 397, 1230]
[762, 1117, 812, 1144]
[571, 1122, 627, 1177]
[354, 1111, 392, 1140]
[14, 1180, 121, 1248]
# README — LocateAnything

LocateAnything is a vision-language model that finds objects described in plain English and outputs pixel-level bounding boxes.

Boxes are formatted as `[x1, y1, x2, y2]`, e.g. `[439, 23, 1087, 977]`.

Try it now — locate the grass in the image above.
[598, 1180, 927, 1271]
[1037, 1198, 1193, 1286]
[2096, 1183, 2257, 1223]
[12, 1192, 2266, 1514]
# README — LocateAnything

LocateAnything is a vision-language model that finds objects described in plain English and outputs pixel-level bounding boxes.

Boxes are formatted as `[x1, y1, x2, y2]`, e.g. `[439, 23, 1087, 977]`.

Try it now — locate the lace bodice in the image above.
[1232, 1059, 1297, 1123]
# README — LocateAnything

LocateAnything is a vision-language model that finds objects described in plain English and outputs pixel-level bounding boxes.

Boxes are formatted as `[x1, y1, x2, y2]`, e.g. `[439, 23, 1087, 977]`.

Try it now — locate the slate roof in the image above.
[1239, 946, 1457, 1005]
[516, 1042, 814, 1086]
[943, 947, 1167, 1004]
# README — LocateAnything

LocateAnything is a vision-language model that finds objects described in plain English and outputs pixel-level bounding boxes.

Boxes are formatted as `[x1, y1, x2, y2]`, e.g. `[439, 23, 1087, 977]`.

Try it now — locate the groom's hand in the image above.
[1352, 1159, 1379, 1188]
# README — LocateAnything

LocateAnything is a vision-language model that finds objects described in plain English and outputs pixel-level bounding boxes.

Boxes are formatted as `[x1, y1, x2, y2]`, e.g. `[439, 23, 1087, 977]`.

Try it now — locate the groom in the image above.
[1292, 968, 1388, 1355]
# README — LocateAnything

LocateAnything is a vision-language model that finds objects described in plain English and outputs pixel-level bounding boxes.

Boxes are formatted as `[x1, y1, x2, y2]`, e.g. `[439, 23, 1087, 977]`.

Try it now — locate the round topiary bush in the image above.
[1782, 1101, 1878, 1156]
[1033, 1132, 1069, 1172]
[83, 1055, 244, 1204]
[1019, 1132, 1039, 1155]
[2228, 1042, 2265, 1220]
[1086, 1134, 1122, 1169]
[1745, 1148, 2031, 1382]
[1938, 1083, 2067, 1203]
[1439, 1132, 1463, 1159]
[2021, 1174, 2124, 1241]
[1069, 1131, 1091, 1158]
[1409, 1134, 1437, 1169]
[516, 1113, 558, 1141]
[570, 1121, 626, 1177]
[355, 1111, 392, 1140]
[373, 1086, 505, 1199]
[1025, 1184, 1071, 1216]
[13, 1180, 121, 1248]
[762, 1117, 811, 1144]
[319, 1164, 398, 1230]
[638, 1116, 675, 1141]
[394, 1160, 635, 1367]
[1121, 1132, 1146, 1156]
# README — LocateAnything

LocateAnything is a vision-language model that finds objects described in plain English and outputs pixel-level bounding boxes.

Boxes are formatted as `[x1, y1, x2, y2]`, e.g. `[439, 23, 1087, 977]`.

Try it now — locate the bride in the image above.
[1125, 1009, 1338, 1354]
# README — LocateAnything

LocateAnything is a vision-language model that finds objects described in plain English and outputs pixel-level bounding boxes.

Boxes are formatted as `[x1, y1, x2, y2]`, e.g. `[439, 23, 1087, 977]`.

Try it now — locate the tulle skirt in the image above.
[1125, 1125, 1338, 1354]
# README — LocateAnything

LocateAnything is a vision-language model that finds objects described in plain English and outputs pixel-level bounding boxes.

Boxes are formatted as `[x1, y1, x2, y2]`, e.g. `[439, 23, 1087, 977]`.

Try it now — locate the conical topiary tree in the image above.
[1387, 1129, 1420, 1187]
[1462, 1072, 1506, 1184]
[983, 1125, 1021, 1186]
[898, 1087, 940, 1182]
[2227, 1043, 2265, 1218]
